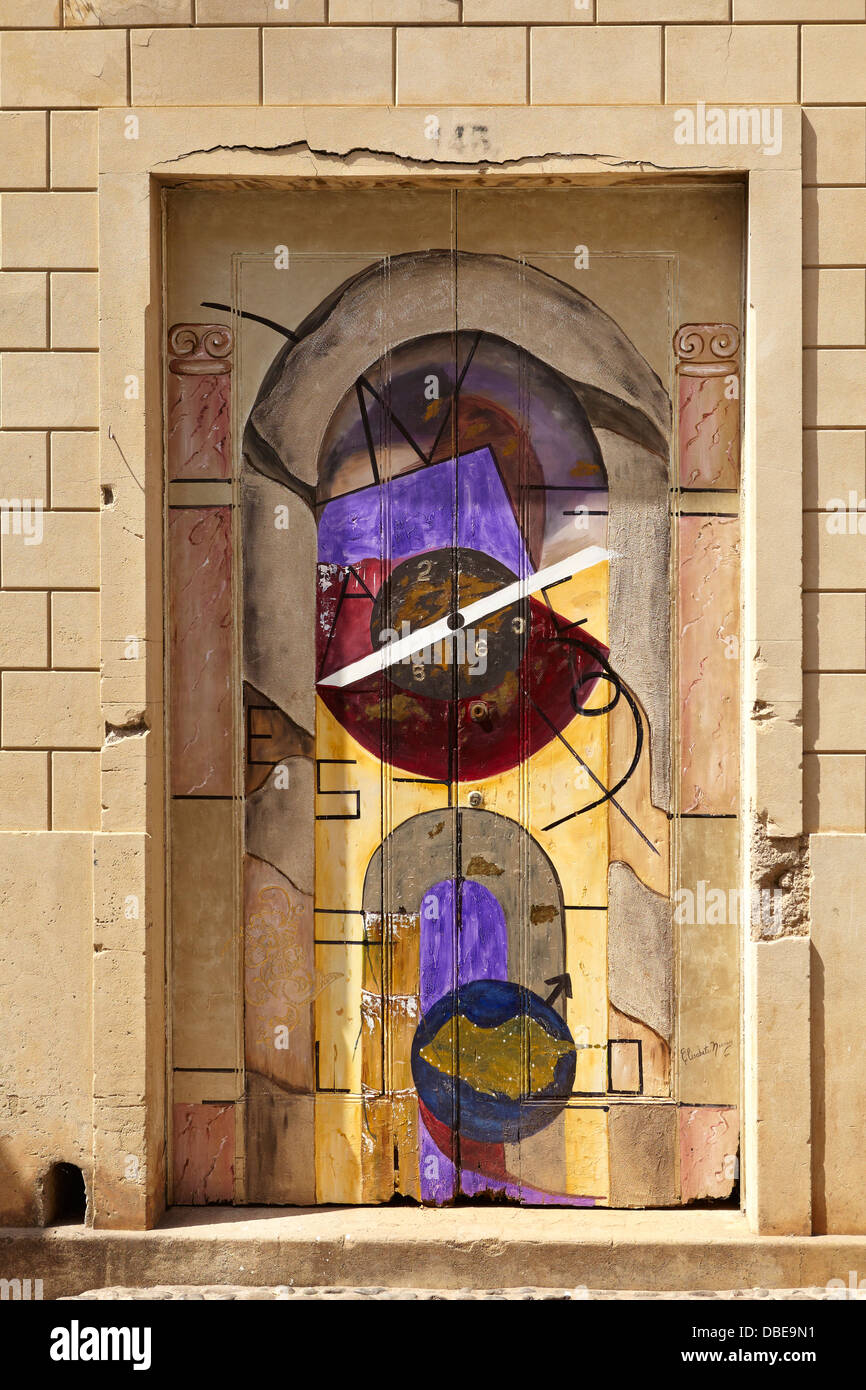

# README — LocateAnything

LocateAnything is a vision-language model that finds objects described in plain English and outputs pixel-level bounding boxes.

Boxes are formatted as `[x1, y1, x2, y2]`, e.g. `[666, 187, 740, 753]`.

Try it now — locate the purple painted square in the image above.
[317, 447, 532, 577]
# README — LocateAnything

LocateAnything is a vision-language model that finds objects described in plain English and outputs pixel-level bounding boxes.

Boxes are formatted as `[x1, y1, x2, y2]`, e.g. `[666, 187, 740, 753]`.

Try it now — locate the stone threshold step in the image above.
[4, 1208, 866, 1300]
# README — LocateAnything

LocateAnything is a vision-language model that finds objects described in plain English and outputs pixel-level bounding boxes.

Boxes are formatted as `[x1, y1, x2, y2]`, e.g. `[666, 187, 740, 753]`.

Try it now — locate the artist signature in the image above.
[680, 1040, 733, 1064]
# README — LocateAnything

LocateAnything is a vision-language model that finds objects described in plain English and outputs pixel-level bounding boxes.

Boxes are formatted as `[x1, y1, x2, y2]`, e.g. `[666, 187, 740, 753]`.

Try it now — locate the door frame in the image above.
[94, 104, 806, 1234]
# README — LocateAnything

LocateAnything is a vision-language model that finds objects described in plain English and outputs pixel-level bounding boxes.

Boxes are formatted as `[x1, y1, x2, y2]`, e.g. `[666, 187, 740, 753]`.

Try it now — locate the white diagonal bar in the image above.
[317, 545, 611, 689]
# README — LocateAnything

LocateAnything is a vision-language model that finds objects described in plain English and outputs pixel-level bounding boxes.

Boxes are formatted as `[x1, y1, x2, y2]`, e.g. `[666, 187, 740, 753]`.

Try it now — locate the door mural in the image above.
[165, 189, 743, 1207]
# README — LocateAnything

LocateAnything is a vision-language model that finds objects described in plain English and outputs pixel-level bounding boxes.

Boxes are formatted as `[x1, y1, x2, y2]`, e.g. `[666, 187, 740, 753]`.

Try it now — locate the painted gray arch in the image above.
[361, 807, 566, 1012]
[246, 250, 670, 486]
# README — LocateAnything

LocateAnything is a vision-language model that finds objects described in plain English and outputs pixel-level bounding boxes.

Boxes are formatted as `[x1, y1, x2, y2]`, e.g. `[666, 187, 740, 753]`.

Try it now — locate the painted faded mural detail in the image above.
[166, 241, 742, 1207]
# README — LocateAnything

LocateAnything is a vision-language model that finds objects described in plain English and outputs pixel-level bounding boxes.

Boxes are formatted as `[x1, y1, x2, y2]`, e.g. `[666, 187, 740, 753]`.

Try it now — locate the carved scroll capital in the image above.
[168, 322, 233, 376]
[674, 323, 739, 377]
[675, 322, 740, 489]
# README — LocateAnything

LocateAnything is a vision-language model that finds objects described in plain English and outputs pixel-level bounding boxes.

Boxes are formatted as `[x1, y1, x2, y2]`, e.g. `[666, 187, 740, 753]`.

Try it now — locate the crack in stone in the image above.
[157, 137, 716, 176]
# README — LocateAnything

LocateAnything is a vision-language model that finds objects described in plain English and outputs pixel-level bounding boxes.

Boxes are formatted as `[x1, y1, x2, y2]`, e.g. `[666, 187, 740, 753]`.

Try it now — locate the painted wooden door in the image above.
[311, 314, 614, 1204]
[166, 187, 743, 1207]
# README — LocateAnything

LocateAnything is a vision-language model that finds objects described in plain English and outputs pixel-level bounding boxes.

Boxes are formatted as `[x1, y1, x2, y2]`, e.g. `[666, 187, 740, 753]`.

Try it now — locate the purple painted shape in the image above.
[419, 877, 508, 1012]
[419, 877, 508, 1204]
[419, 1121, 456, 1207]
[317, 448, 532, 577]
[460, 1167, 507, 1198]
[516, 1185, 596, 1207]
[456, 1167, 596, 1204]
[455, 355, 606, 494]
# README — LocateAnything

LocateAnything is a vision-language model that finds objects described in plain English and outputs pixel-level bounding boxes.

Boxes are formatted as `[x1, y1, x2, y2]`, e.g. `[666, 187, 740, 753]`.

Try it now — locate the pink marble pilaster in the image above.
[167, 323, 232, 479]
[679, 1105, 739, 1202]
[675, 323, 740, 490]
[169, 506, 233, 796]
[679, 515, 740, 815]
[172, 1102, 235, 1204]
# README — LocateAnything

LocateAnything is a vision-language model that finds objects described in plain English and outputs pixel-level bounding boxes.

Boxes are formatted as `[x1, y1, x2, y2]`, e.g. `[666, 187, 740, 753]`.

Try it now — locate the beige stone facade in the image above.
[0, 1, 864, 1253]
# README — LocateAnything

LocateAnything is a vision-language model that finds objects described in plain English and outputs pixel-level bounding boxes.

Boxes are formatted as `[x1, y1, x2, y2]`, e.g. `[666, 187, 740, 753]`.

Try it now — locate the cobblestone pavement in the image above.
[63, 1285, 862, 1300]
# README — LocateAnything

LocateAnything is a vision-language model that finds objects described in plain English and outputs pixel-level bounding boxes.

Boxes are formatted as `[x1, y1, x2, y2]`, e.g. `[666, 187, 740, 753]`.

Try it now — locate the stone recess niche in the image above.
[161, 183, 754, 1215]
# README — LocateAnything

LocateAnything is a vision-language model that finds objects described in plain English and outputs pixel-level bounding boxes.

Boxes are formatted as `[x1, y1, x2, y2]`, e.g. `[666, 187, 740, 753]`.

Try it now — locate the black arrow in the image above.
[544, 974, 572, 1008]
